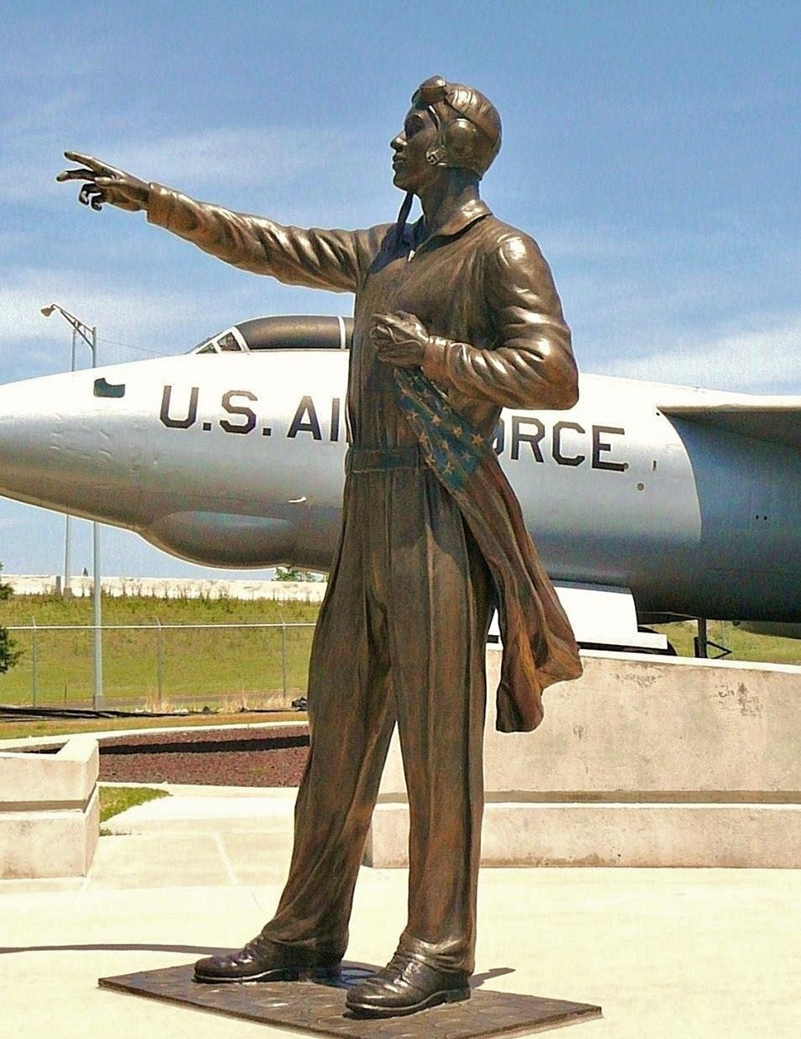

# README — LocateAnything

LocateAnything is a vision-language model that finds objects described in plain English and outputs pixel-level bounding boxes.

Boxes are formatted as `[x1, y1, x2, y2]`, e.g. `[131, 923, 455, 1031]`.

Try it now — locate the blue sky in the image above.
[1, 0, 799, 578]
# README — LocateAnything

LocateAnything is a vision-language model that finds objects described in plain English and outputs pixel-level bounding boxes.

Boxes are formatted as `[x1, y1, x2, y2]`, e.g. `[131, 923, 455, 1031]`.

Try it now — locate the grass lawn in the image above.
[0, 593, 319, 710]
[2, 592, 800, 719]
[99, 784, 170, 823]
[654, 620, 801, 664]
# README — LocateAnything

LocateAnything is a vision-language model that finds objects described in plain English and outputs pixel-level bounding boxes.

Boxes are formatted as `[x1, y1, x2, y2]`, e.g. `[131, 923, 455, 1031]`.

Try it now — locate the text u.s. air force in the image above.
[159, 385, 628, 473]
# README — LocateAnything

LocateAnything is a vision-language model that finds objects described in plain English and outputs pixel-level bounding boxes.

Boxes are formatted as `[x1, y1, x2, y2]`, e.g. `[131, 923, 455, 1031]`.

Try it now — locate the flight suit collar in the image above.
[412, 197, 491, 250]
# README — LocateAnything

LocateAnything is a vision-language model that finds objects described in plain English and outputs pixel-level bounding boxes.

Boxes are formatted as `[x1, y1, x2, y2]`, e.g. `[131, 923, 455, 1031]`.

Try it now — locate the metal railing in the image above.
[1, 621, 317, 711]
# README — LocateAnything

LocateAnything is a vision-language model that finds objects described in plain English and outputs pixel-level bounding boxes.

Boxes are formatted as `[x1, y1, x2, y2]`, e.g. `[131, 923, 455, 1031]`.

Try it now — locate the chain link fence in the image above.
[0, 621, 317, 711]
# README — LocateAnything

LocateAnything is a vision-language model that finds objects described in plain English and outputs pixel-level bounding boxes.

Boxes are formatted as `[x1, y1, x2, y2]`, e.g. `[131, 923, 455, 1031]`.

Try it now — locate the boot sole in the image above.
[194, 965, 340, 985]
[346, 986, 470, 1018]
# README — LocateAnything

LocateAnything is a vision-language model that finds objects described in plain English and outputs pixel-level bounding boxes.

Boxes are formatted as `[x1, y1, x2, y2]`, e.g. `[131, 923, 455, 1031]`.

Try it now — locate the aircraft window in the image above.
[217, 332, 243, 352]
[189, 326, 248, 354]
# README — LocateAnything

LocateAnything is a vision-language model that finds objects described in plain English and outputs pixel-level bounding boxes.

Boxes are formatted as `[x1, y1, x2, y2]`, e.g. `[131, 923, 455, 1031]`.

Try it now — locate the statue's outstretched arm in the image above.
[57, 152, 150, 213]
[58, 151, 377, 295]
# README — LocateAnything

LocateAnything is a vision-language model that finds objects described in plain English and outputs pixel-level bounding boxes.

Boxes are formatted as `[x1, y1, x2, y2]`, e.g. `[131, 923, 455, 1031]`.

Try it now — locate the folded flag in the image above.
[394, 365, 582, 732]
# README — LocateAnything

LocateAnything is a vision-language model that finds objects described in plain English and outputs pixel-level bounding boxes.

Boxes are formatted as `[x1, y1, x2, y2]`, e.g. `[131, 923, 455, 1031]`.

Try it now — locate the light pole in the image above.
[40, 303, 104, 709]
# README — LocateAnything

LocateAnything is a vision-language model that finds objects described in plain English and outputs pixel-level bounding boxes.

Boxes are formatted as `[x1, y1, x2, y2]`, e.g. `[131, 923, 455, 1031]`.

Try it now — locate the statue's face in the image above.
[390, 106, 441, 195]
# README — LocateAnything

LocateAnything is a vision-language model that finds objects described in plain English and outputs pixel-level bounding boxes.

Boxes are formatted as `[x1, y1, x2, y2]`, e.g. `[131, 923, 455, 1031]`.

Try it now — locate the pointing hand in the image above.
[57, 152, 150, 212]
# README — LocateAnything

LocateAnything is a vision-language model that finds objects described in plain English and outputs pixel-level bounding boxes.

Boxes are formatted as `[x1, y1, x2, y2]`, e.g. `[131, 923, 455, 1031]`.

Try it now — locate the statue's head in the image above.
[409, 76, 502, 179]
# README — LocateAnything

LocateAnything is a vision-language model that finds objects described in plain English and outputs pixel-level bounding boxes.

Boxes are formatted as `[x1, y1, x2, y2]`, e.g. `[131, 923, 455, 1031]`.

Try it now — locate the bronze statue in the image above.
[60, 76, 582, 1019]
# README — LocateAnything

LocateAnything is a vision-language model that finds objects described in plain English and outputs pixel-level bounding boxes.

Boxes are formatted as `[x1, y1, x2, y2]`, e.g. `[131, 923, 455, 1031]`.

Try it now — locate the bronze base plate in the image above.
[99, 962, 601, 1037]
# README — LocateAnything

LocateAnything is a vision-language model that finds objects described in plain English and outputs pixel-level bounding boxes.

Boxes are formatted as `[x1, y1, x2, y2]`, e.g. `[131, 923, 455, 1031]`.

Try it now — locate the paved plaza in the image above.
[1, 784, 799, 1038]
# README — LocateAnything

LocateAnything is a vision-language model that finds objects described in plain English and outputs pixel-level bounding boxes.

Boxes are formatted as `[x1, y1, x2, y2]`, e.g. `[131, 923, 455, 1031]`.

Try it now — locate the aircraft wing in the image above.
[659, 398, 801, 449]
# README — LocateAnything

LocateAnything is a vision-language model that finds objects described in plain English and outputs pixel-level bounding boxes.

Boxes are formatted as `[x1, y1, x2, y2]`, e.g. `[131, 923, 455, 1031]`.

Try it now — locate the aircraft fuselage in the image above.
[1, 349, 799, 622]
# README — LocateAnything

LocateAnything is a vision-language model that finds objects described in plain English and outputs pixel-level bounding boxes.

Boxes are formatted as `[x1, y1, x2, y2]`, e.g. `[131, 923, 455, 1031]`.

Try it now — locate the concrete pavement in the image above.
[1, 783, 800, 1038]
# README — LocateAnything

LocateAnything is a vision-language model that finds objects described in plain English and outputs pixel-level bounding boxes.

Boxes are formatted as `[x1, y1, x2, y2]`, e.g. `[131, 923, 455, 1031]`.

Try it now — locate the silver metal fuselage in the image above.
[1, 345, 799, 622]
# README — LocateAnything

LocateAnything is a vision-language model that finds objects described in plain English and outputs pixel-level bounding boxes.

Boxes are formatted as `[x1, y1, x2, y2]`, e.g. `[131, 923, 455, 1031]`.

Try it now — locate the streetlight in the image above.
[40, 303, 104, 710]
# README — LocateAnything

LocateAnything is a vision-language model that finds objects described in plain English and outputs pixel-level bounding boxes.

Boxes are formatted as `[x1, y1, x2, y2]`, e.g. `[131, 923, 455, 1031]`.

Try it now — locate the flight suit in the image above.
[147, 187, 579, 973]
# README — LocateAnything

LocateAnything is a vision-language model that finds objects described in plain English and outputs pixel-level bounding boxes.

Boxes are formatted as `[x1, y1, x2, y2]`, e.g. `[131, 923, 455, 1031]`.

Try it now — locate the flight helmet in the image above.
[411, 75, 502, 179]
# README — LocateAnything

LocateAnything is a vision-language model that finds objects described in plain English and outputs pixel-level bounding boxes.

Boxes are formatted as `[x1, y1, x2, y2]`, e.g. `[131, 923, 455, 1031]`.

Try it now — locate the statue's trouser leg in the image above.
[261, 468, 492, 973]
[389, 471, 492, 975]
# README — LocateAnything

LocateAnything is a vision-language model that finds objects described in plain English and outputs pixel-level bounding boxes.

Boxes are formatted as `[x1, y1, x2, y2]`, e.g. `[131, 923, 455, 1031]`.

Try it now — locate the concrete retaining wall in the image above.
[0, 736, 100, 878]
[364, 649, 801, 868]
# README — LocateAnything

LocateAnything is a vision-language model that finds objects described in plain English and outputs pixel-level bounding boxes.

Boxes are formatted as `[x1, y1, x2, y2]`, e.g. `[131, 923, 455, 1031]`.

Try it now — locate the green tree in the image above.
[274, 566, 323, 583]
[0, 566, 20, 674]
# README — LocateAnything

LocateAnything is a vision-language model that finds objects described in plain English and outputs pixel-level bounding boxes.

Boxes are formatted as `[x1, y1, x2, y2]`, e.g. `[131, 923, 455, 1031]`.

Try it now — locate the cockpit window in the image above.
[190, 326, 248, 354]
[217, 332, 242, 352]
[189, 316, 355, 354]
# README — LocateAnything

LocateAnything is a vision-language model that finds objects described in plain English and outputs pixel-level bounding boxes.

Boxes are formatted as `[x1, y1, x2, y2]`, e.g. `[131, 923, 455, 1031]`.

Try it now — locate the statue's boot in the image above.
[194, 932, 341, 983]
[345, 949, 470, 1017]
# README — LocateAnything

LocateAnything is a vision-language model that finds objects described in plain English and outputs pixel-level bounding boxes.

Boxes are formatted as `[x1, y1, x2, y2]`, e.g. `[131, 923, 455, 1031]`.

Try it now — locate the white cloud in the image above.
[0, 268, 204, 381]
[0, 122, 378, 209]
[102, 126, 364, 192]
[602, 315, 801, 394]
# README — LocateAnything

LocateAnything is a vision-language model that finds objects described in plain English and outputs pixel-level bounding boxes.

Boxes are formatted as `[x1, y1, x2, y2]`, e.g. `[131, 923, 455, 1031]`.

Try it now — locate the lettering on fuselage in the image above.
[494, 416, 628, 471]
[158, 386, 628, 471]
[159, 387, 344, 442]
[220, 390, 258, 434]
[160, 385, 199, 429]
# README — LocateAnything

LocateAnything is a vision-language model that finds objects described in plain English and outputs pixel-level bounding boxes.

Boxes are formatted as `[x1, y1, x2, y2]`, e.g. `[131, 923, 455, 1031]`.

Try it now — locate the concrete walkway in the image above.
[1, 784, 800, 1038]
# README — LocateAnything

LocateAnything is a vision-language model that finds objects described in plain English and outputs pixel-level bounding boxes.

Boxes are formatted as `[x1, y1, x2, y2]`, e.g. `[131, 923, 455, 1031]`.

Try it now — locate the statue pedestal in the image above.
[99, 963, 601, 1037]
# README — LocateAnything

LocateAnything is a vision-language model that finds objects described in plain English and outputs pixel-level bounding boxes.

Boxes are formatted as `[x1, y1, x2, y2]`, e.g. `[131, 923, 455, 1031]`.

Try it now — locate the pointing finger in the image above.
[63, 151, 107, 170]
[56, 168, 99, 182]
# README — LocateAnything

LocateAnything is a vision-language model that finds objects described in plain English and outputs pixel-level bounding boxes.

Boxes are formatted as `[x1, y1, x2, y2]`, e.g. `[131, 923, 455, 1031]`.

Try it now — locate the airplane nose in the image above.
[0, 375, 62, 502]
[0, 368, 148, 525]
[0, 348, 350, 570]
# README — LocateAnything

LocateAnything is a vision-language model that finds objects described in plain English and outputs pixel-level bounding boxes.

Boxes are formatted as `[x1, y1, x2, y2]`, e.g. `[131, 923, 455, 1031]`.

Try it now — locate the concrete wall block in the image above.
[366, 802, 801, 869]
[363, 804, 409, 869]
[0, 737, 99, 808]
[0, 738, 99, 879]
[370, 652, 801, 868]
[479, 803, 801, 868]
[83, 785, 100, 872]
[378, 651, 801, 798]
[0, 786, 100, 879]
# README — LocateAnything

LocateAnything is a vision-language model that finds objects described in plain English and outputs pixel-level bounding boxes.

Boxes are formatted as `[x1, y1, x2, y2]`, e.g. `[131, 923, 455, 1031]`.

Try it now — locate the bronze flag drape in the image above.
[393, 365, 582, 733]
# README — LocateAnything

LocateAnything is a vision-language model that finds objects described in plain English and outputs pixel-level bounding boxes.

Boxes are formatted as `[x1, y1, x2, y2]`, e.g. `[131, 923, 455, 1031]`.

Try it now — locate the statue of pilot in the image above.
[61, 76, 582, 1019]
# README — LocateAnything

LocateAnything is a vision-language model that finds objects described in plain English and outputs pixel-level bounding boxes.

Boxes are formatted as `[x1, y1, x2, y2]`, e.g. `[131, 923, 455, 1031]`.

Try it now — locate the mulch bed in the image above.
[99, 725, 310, 787]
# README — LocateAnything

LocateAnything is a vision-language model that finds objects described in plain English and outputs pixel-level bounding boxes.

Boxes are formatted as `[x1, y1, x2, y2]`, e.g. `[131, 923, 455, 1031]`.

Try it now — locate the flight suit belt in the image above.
[346, 445, 425, 473]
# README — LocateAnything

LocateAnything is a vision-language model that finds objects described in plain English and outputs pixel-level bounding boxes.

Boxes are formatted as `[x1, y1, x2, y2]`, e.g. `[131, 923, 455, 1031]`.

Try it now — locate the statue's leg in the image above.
[196, 482, 397, 982]
[345, 468, 493, 1016]
[392, 475, 492, 974]
[260, 480, 397, 956]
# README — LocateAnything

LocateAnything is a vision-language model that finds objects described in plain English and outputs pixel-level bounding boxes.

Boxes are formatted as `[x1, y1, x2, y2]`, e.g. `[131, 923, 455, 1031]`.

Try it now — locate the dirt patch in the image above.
[99, 725, 310, 787]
